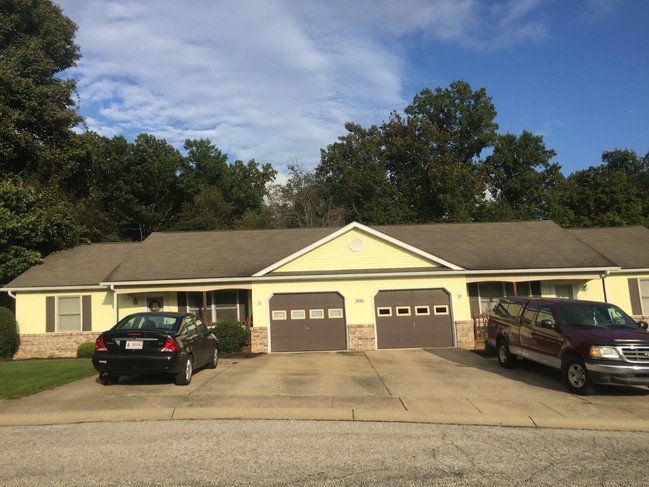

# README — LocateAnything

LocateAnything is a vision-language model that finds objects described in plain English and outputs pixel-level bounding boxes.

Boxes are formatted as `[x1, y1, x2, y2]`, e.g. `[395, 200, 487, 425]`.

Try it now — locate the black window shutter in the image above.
[46, 297, 55, 332]
[628, 278, 642, 315]
[82, 295, 92, 331]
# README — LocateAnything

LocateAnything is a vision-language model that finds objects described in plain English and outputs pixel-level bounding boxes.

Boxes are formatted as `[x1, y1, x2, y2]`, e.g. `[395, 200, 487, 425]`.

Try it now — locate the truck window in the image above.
[535, 306, 554, 327]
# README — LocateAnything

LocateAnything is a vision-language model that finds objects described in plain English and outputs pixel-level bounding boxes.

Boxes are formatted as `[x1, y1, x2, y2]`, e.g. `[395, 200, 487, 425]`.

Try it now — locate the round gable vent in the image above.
[348, 237, 364, 252]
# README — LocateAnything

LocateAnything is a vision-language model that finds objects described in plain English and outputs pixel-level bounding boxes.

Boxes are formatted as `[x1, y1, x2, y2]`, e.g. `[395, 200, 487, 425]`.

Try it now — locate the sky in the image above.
[55, 0, 649, 178]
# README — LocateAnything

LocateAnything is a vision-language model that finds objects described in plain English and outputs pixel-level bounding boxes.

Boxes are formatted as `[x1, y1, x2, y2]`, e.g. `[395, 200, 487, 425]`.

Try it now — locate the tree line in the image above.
[1, 0, 648, 285]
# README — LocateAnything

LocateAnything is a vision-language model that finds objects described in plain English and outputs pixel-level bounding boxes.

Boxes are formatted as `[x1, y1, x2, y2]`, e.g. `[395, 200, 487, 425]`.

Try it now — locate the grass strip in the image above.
[0, 359, 96, 399]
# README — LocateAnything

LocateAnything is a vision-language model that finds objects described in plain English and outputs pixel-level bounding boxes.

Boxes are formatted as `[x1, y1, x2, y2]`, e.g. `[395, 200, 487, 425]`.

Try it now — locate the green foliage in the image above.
[0, 359, 96, 399]
[214, 320, 250, 354]
[0, 307, 17, 358]
[76, 342, 95, 358]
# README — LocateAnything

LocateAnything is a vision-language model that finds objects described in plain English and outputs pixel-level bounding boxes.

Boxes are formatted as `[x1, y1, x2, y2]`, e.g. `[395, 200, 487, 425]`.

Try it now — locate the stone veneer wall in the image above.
[454, 320, 475, 350]
[250, 327, 268, 353]
[347, 323, 375, 351]
[15, 332, 99, 359]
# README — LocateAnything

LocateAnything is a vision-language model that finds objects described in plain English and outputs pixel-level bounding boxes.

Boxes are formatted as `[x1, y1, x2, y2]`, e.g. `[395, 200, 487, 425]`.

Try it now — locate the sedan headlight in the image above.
[589, 346, 621, 359]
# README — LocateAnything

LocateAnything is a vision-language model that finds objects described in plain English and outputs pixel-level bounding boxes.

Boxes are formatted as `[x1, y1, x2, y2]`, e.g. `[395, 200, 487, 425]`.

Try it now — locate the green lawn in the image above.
[0, 359, 97, 399]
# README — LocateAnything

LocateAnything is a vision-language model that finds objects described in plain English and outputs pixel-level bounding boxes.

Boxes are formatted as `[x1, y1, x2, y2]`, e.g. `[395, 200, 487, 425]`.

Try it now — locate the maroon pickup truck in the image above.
[487, 297, 649, 395]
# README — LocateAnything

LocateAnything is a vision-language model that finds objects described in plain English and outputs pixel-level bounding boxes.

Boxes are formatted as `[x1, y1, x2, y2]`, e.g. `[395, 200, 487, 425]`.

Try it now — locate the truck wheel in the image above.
[497, 339, 516, 369]
[562, 357, 594, 395]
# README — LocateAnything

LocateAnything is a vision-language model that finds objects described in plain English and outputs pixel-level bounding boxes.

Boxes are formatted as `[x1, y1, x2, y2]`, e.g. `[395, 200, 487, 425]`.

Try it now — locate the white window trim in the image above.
[434, 305, 449, 315]
[328, 308, 344, 319]
[415, 306, 430, 316]
[291, 309, 306, 320]
[377, 307, 392, 317]
[396, 306, 411, 316]
[272, 310, 287, 320]
[309, 309, 325, 319]
[57, 295, 82, 332]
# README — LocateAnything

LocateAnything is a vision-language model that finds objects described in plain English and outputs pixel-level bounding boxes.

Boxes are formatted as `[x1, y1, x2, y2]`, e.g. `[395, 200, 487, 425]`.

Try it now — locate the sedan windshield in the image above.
[114, 314, 181, 332]
[557, 304, 639, 329]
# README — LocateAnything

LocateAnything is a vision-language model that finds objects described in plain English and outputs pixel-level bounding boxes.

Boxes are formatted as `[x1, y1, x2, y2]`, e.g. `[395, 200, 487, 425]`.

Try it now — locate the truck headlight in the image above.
[589, 346, 621, 359]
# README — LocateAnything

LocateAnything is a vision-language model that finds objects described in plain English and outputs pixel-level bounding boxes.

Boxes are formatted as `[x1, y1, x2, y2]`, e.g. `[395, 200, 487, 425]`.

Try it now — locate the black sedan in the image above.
[92, 312, 218, 385]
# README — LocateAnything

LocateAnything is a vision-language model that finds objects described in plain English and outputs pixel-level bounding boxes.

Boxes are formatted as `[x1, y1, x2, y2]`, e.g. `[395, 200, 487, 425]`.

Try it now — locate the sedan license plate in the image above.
[125, 340, 143, 350]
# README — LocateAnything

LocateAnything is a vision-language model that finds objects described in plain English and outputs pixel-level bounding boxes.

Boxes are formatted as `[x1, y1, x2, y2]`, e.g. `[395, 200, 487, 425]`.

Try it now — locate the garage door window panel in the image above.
[309, 309, 324, 319]
[377, 307, 392, 317]
[272, 310, 287, 320]
[434, 305, 449, 315]
[291, 310, 306, 320]
[328, 309, 343, 318]
[396, 306, 411, 316]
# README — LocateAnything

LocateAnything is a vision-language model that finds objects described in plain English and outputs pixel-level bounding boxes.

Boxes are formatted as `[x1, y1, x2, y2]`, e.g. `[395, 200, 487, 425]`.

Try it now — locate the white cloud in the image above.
[56, 0, 552, 173]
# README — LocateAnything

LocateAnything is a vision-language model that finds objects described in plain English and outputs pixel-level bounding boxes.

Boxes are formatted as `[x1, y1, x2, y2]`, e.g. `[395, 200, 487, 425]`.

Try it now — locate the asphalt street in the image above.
[2, 420, 648, 486]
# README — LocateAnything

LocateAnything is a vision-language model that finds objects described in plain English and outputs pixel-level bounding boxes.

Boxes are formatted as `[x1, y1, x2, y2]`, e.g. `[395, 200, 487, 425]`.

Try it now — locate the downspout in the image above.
[110, 285, 118, 323]
[601, 271, 609, 303]
[6, 290, 16, 300]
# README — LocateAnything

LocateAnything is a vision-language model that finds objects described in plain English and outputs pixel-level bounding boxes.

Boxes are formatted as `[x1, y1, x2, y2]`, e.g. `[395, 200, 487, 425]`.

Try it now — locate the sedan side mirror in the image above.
[638, 321, 648, 331]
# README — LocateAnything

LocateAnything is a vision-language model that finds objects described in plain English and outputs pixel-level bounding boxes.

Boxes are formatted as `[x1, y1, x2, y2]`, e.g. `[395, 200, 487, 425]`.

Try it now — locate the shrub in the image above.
[76, 342, 95, 358]
[0, 307, 17, 358]
[214, 320, 250, 354]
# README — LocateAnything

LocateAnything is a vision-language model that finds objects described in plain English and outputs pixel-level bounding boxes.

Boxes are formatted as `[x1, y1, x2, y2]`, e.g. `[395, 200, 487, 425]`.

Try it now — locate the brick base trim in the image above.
[348, 323, 375, 351]
[454, 320, 475, 350]
[251, 327, 268, 353]
[15, 332, 100, 359]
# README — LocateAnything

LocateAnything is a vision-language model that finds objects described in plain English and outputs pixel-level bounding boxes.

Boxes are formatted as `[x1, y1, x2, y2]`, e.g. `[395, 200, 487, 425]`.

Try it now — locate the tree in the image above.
[560, 162, 646, 227]
[0, 0, 82, 183]
[267, 164, 345, 228]
[481, 131, 564, 221]
[317, 123, 413, 225]
[0, 176, 44, 283]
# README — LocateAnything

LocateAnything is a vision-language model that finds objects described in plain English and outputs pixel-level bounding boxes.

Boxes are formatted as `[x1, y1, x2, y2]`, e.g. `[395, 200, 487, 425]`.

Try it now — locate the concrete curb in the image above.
[3, 407, 649, 432]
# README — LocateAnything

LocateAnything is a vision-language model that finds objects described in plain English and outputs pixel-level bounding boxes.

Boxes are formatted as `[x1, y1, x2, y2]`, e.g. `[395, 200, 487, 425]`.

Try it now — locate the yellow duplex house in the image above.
[3, 221, 647, 359]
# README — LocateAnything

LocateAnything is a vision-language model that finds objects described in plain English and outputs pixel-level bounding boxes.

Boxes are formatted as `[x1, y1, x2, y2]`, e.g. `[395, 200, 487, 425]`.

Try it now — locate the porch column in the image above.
[512, 282, 518, 296]
[202, 291, 208, 323]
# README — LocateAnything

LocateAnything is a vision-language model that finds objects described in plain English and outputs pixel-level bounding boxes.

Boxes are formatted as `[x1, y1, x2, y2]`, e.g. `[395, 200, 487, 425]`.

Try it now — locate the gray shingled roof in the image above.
[378, 220, 617, 270]
[567, 226, 649, 269]
[5, 242, 140, 288]
[103, 227, 335, 282]
[5, 221, 625, 289]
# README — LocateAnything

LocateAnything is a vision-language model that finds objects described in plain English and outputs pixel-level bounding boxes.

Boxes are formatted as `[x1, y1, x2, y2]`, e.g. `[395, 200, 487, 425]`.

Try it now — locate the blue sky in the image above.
[56, 0, 648, 178]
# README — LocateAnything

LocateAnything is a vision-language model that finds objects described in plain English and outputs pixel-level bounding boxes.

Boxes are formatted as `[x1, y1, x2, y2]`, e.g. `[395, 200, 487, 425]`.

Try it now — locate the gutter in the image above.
[98, 267, 620, 288]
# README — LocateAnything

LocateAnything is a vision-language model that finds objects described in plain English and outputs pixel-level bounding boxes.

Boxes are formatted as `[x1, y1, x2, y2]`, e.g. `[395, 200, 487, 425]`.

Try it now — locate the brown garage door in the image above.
[270, 292, 347, 352]
[375, 289, 453, 349]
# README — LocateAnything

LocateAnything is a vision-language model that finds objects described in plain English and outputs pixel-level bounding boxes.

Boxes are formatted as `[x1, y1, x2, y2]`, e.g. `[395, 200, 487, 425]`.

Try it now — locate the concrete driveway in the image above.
[2, 348, 649, 430]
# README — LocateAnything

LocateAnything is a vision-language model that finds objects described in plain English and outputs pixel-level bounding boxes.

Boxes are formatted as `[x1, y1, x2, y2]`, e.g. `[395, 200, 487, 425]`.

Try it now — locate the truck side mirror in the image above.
[539, 319, 555, 329]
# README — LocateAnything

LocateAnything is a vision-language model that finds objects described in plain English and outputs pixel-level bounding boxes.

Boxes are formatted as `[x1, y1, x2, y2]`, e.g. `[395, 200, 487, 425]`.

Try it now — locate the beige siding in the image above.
[605, 273, 649, 316]
[15, 290, 115, 334]
[252, 275, 468, 330]
[274, 229, 439, 274]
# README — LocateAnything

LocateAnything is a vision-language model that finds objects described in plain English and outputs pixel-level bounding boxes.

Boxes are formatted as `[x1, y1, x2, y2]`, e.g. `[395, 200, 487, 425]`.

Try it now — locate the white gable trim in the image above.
[252, 221, 464, 277]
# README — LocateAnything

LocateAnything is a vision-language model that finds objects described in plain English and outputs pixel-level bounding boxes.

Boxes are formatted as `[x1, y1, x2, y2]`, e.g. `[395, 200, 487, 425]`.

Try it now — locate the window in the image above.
[328, 309, 343, 319]
[434, 305, 449, 315]
[396, 306, 411, 316]
[640, 279, 649, 314]
[377, 307, 392, 317]
[415, 306, 430, 316]
[272, 310, 287, 320]
[58, 296, 81, 332]
[309, 309, 324, 319]
[291, 310, 306, 320]
[555, 284, 573, 299]
[535, 306, 554, 327]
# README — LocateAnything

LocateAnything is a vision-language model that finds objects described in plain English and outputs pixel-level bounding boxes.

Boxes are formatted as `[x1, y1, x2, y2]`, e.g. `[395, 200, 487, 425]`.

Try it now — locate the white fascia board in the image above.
[1, 285, 107, 293]
[100, 277, 253, 287]
[609, 268, 649, 274]
[464, 267, 620, 276]
[253, 221, 464, 277]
